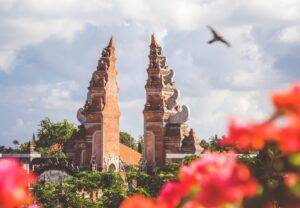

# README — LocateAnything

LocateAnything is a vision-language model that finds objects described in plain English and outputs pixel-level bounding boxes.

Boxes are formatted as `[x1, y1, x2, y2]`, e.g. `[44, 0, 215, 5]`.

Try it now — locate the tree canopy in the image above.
[119, 131, 137, 150]
[37, 118, 77, 148]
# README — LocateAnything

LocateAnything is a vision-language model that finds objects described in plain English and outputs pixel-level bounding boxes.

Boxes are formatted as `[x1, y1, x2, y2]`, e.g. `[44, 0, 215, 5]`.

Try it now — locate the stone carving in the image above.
[90, 155, 97, 171]
[77, 108, 86, 124]
[119, 158, 126, 172]
[163, 69, 174, 84]
[90, 71, 101, 86]
[139, 159, 147, 171]
[99, 76, 107, 86]
[39, 170, 72, 184]
[166, 89, 179, 110]
[169, 105, 190, 124]
[150, 60, 159, 69]
[101, 48, 110, 57]
[159, 57, 167, 68]
[87, 92, 92, 105]
[150, 46, 162, 56]
[103, 154, 119, 172]
[98, 59, 109, 70]
[99, 95, 106, 111]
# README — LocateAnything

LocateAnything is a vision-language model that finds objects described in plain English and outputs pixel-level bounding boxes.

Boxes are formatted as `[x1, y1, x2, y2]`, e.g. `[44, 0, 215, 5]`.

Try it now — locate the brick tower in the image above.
[65, 37, 120, 171]
[143, 35, 199, 170]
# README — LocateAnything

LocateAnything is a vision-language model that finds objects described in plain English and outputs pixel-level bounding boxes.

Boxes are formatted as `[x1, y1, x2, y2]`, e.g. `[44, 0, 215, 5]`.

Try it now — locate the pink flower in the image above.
[179, 152, 258, 208]
[120, 195, 167, 208]
[275, 116, 300, 154]
[272, 83, 300, 117]
[220, 119, 275, 151]
[158, 182, 188, 208]
[0, 158, 36, 208]
[28, 205, 42, 208]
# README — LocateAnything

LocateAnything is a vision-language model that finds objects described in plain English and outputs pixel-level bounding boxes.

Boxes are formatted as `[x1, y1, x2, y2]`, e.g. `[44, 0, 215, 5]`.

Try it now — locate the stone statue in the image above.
[159, 57, 167, 68]
[99, 59, 109, 70]
[87, 92, 92, 105]
[98, 95, 105, 111]
[77, 108, 86, 124]
[90, 155, 97, 171]
[163, 69, 174, 85]
[166, 88, 179, 110]
[169, 105, 190, 124]
[91, 71, 101, 86]
[101, 48, 110, 57]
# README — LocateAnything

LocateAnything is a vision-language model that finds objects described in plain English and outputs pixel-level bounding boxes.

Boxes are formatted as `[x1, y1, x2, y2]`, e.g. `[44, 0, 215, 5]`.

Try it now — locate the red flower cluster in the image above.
[272, 83, 300, 117]
[0, 158, 36, 208]
[220, 120, 275, 151]
[120, 152, 258, 208]
[221, 83, 300, 154]
[120, 195, 166, 208]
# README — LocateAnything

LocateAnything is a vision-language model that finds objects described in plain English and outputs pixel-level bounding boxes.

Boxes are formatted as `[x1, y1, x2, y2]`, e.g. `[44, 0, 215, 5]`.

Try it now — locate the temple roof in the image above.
[119, 143, 141, 165]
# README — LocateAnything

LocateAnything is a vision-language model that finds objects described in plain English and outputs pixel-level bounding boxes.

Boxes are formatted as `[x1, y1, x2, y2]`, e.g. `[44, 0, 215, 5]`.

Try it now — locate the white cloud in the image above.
[246, 0, 300, 21]
[1, 0, 299, 71]
[182, 88, 273, 139]
[42, 82, 80, 109]
[0, 0, 299, 145]
[0, 81, 82, 143]
[278, 26, 300, 43]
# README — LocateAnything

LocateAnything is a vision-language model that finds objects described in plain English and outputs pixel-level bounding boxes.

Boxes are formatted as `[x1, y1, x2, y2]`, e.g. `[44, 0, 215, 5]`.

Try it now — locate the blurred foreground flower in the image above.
[272, 83, 300, 117]
[121, 152, 258, 208]
[120, 195, 166, 208]
[0, 158, 36, 208]
[220, 120, 275, 151]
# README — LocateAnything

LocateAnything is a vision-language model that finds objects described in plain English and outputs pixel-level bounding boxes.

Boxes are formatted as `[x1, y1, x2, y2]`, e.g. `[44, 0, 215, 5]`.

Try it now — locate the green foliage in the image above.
[0, 145, 20, 153]
[183, 155, 199, 165]
[33, 171, 126, 208]
[33, 183, 62, 208]
[101, 188, 126, 208]
[18, 142, 30, 152]
[12, 139, 19, 146]
[137, 135, 144, 153]
[37, 147, 67, 158]
[120, 131, 137, 150]
[156, 163, 180, 186]
[242, 142, 300, 208]
[37, 117, 77, 148]
[238, 154, 257, 171]
[34, 118, 77, 158]
[125, 163, 179, 197]
[200, 135, 230, 152]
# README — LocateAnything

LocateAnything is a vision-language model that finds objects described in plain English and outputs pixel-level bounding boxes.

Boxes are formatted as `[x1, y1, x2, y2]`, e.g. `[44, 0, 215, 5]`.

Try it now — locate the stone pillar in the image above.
[65, 36, 120, 171]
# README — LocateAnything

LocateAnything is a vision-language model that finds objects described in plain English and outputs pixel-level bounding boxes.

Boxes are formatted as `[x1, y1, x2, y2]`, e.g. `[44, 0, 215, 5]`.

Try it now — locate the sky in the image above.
[0, 0, 299, 146]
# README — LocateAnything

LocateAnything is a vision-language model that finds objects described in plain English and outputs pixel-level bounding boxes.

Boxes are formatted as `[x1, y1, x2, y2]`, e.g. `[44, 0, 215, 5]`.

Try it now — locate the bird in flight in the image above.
[207, 25, 231, 47]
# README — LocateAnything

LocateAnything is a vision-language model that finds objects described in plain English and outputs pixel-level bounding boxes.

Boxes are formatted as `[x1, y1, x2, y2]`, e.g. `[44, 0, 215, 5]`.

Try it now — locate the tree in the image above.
[35, 118, 77, 158]
[200, 135, 230, 152]
[33, 171, 126, 208]
[137, 135, 144, 153]
[37, 118, 77, 148]
[12, 140, 19, 149]
[183, 155, 199, 165]
[119, 131, 137, 150]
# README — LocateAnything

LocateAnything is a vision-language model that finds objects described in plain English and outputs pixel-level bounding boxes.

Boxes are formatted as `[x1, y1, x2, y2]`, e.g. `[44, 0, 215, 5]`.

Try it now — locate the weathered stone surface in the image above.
[143, 34, 199, 169]
[65, 36, 120, 171]
[169, 105, 190, 124]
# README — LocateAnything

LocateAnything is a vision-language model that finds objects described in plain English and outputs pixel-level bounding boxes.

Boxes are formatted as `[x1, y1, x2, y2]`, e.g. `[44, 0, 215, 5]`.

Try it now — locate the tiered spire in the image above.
[108, 35, 115, 48]
[146, 34, 188, 120]
[77, 36, 118, 124]
[144, 34, 196, 168]
[150, 34, 158, 46]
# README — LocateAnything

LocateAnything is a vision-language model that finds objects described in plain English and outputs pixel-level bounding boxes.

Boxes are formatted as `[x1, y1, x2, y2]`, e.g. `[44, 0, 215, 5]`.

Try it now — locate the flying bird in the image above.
[207, 26, 231, 47]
